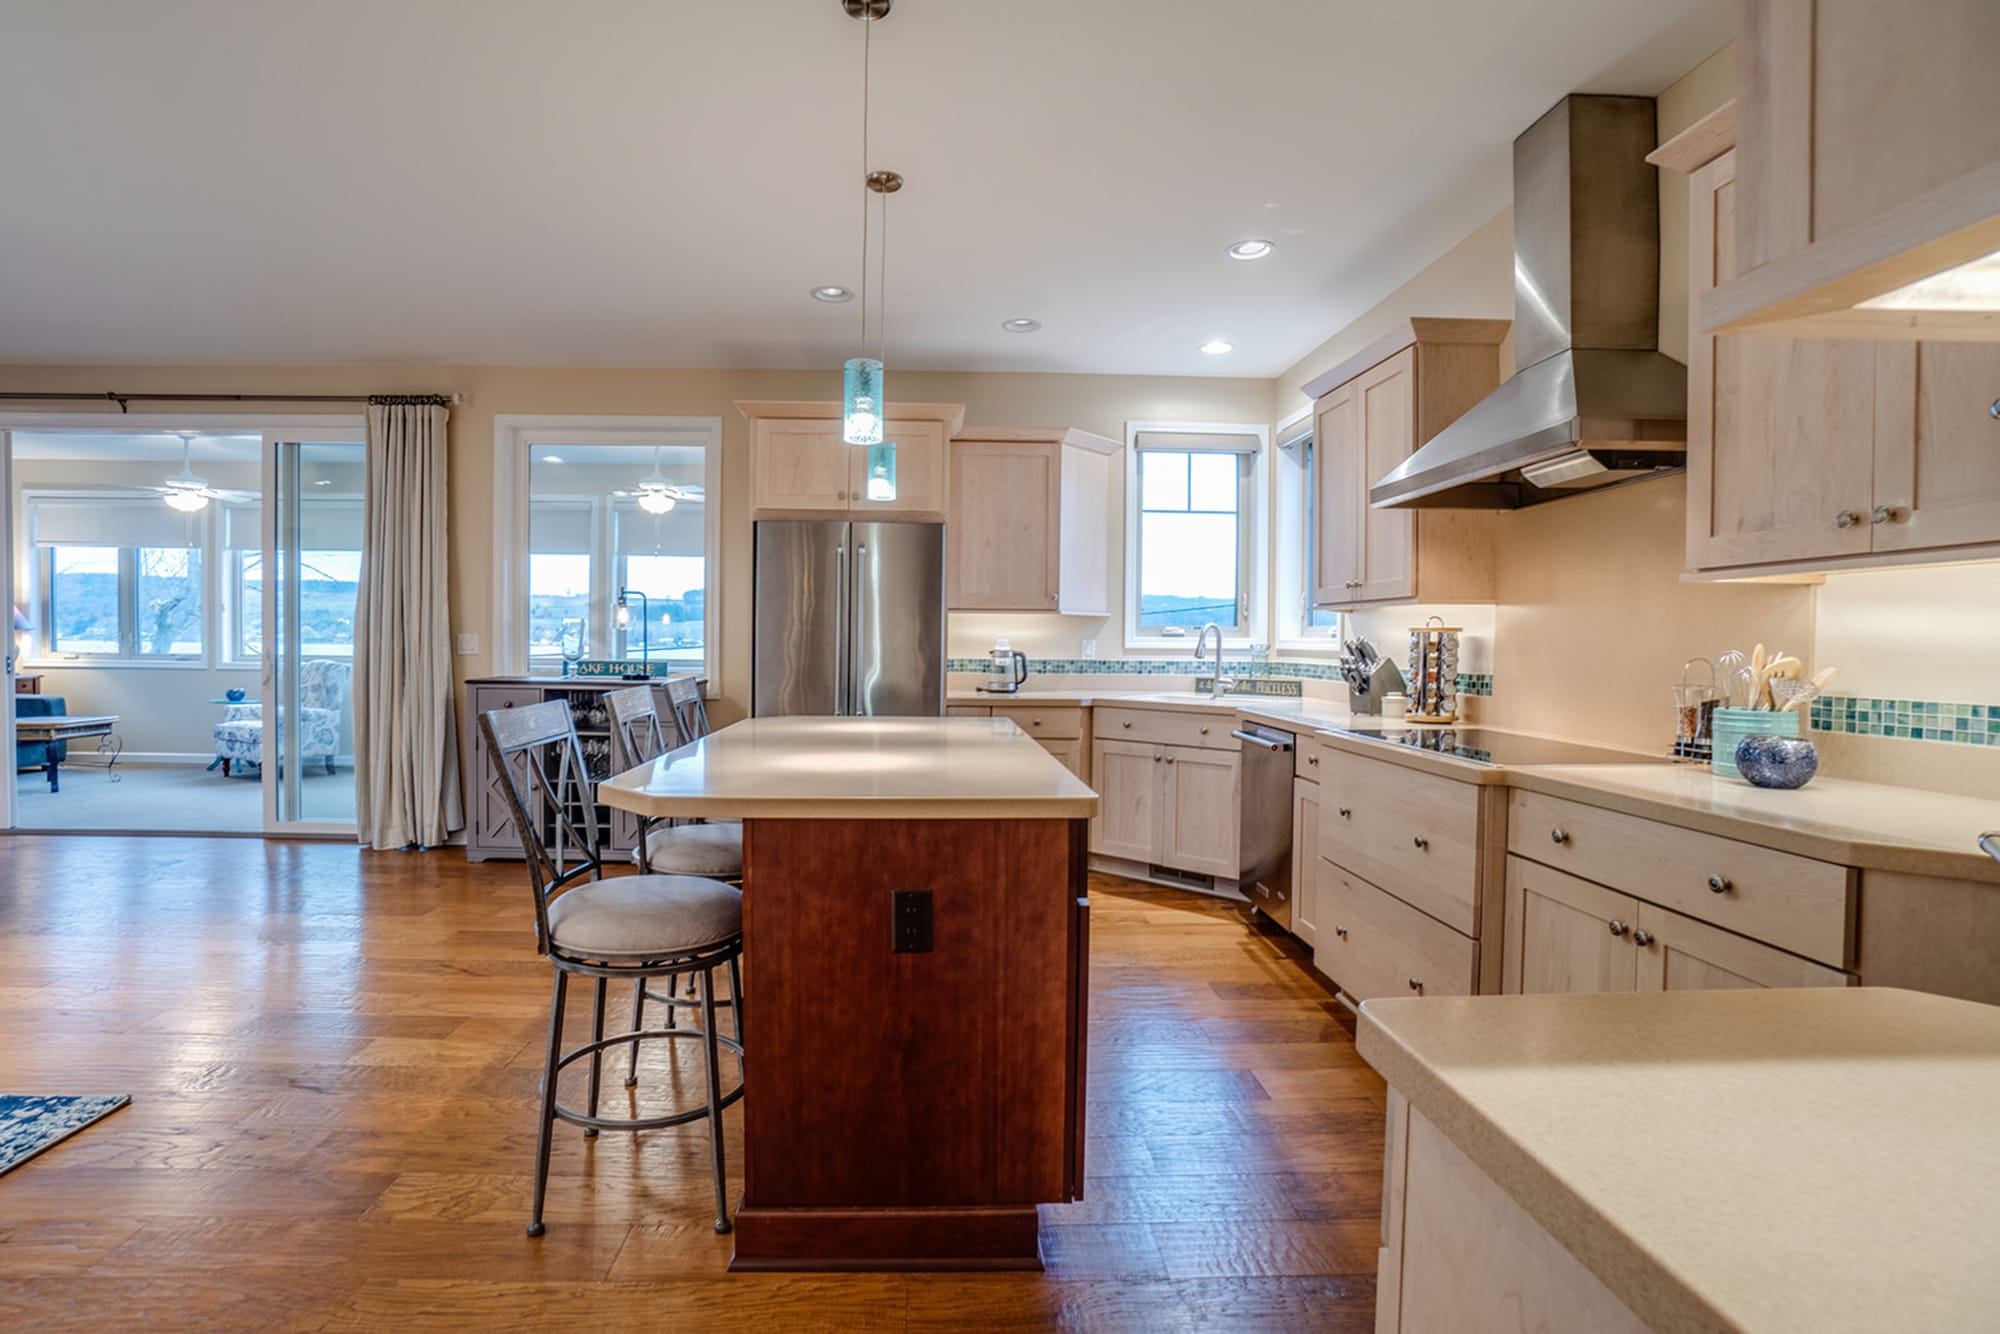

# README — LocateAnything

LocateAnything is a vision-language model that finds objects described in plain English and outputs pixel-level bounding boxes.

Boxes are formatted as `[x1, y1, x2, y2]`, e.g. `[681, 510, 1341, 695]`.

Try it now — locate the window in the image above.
[528, 553, 592, 658]
[1124, 425, 1266, 647]
[224, 501, 359, 660]
[1272, 419, 1338, 646]
[1299, 436, 1339, 632]
[614, 501, 704, 665]
[30, 497, 207, 660]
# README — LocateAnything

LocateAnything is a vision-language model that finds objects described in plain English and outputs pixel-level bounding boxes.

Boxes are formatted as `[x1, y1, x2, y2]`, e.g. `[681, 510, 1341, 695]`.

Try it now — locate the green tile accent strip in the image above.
[948, 657, 1496, 698]
[1807, 695, 1999, 746]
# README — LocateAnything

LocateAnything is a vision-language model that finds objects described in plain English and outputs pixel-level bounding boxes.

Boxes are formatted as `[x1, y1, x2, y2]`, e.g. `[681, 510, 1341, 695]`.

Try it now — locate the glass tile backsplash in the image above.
[1809, 695, 1999, 746]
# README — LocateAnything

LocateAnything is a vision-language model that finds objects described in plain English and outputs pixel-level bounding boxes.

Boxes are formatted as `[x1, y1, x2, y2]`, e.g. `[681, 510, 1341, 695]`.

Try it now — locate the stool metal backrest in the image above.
[605, 686, 670, 772]
[478, 698, 602, 955]
[663, 676, 710, 746]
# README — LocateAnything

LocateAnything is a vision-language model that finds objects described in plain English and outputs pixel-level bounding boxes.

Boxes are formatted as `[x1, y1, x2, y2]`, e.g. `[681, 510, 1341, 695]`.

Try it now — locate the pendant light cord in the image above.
[858, 12, 872, 356]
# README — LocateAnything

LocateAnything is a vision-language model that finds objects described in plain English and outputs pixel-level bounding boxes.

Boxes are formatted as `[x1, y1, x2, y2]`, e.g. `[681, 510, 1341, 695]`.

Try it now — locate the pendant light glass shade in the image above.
[842, 356, 884, 445]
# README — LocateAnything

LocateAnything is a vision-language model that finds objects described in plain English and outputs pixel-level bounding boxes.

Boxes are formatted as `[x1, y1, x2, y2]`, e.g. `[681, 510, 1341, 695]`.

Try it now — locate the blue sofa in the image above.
[16, 695, 67, 771]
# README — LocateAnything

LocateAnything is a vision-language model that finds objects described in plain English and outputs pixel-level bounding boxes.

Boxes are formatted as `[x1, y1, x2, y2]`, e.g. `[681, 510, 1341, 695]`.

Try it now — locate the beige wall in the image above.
[1, 363, 1271, 734]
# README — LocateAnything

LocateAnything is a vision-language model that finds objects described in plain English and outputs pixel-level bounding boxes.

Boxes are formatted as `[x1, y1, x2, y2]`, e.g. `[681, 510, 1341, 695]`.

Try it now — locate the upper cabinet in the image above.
[1302, 318, 1508, 609]
[738, 400, 965, 521]
[1671, 125, 2000, 575]
[947, 427, 1119, 614]
[1701, 0, 2000, 342]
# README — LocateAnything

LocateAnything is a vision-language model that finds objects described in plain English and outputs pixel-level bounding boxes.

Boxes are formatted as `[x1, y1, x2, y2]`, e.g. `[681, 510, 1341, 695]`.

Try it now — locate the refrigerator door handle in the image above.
[852, 542, 869, 716]
[833, 543, 848, 716]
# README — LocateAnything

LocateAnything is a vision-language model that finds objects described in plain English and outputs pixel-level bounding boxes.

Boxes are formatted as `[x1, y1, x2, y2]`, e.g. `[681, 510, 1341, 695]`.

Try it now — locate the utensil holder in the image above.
[1710, 707, 1800, 780]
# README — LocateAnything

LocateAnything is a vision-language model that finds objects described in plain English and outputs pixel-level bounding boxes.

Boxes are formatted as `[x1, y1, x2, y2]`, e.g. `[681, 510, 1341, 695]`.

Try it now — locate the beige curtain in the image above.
[355, 399, 464, 849]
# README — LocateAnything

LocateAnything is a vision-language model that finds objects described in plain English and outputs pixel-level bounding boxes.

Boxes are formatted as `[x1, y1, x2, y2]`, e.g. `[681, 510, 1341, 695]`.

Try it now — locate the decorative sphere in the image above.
[1735, 735, 1819, 789]
[225, 687, 247, 702]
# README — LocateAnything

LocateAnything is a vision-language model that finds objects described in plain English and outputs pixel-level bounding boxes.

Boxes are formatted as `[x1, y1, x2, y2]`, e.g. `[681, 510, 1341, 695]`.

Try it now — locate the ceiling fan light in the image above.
[164, 489, 209, 513]
[637, 488, 676, 515]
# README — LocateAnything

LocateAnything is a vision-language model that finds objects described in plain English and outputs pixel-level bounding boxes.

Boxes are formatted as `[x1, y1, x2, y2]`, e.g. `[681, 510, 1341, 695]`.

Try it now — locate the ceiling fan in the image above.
[148, 431, 254, 512]
[612, 446, 702, 515]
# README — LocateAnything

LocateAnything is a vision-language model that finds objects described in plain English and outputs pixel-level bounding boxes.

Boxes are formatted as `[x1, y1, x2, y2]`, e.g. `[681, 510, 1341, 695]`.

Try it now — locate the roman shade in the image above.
[30, 496, 201, 548]
[1131, 430, 1262, 454]
[223, 499, 362, 550]
[529, 500, 594, 555]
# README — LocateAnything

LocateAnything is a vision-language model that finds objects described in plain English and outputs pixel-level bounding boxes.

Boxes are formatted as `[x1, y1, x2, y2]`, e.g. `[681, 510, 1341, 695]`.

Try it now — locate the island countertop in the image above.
[598, 715, 1099, 820]
[1358, 987, 2000, 1333]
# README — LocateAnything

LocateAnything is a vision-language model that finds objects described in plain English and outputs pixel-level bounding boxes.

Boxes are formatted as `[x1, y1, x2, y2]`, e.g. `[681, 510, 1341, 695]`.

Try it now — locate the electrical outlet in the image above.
[892, 889, 933, 953]
[456, 633, 478, 655]
[1081, 638, 1097, 659]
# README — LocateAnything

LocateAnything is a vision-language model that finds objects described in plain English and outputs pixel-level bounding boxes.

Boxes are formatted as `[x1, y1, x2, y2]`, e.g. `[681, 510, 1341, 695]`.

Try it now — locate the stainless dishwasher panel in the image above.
[1235, 724, 1296, 932]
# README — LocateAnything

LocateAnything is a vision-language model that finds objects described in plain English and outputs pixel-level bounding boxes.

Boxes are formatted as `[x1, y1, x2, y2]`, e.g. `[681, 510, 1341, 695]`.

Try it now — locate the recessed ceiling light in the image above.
[1226, 239, 1275, 261]
[314, 478, 332, 486]
[542, 454, 563, 463]
[1200, 340, 1234, 355]
[1001, 318, 1042, 333]
[811, 285, 855, 303]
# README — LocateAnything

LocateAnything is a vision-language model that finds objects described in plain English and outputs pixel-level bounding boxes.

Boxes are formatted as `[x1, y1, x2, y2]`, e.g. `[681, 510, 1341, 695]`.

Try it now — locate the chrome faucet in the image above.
[1194, 622, 1233, 699]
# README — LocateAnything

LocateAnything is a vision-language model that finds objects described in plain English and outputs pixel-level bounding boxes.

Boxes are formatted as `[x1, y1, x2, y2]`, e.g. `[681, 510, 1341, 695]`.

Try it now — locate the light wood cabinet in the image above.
[1317, 863, 1478, 1002]
[947, 428, 1119, 613]
[1292, 776, 1320, 950]
[1683, 151, 2000, 575]
[1301, 318, 1508, 610]
[1503, 855, 1851, 997]
[1087, 731, 1239, 881]
[1703, 0, 2000, 343]
[738, 400, 964, 521]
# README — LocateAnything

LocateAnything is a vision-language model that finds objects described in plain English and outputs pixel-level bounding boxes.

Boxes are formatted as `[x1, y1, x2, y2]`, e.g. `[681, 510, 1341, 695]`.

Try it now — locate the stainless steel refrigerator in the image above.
[752, 519, 945, 717]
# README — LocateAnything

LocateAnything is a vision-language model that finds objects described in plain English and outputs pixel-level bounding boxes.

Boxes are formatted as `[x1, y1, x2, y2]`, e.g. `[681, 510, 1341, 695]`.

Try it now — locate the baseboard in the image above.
[1087, 853, 1247, 901]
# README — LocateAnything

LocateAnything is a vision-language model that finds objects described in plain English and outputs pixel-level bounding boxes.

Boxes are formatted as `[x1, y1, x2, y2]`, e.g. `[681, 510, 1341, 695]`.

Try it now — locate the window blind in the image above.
[223, 499, 361, 550]
[1132, 429, 1262, 454]
[30, 495, 201, 549]
[529, 500, 594, 554]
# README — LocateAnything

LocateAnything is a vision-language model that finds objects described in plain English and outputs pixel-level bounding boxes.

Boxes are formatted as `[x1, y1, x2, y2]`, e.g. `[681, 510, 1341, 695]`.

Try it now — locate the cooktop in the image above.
[1328, 723, 1665, 768]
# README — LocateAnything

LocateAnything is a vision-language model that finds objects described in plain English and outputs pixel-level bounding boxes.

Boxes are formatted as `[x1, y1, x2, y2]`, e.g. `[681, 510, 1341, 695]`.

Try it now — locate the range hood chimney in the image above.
[1370, 95, 1687, 510]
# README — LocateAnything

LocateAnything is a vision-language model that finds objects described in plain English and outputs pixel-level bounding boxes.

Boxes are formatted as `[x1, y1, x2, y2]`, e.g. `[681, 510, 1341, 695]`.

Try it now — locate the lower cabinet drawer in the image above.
[1320, 747, 1483, 934]
[1508, 789, 1856, 968]
[1094, 705, 1233, 750]
[990, 704, 1085, 740]
[1316, 859, 1477, 1002]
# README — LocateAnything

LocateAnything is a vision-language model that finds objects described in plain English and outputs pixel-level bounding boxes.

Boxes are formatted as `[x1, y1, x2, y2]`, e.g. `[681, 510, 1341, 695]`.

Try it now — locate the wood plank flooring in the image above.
[0, 836, 1385, 1330]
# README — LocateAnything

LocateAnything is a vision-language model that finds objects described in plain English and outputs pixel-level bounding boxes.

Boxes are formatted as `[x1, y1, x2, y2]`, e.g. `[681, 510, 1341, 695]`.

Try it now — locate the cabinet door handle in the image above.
[1407, 977, 1423, 993]
[1550, 826, 1569, 845]
[1633, 929, 1655, 947]
[1835, 509, 1863, 528]
[1707, 873, 1732, 895]
[1608, 918, 1629, 937]
[1412, 835, 1429, 850]
[1337, 806, 1352, 819]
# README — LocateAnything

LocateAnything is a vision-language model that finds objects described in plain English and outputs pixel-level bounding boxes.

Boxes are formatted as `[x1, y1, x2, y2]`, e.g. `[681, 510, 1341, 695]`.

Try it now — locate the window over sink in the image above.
[1123, 423, 1268, 650]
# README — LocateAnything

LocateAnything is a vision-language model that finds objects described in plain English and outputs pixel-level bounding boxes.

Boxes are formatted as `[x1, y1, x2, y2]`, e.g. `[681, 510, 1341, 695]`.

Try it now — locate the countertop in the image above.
[1358, 987, 2000, 1334]
[598, 716, 1098, 820]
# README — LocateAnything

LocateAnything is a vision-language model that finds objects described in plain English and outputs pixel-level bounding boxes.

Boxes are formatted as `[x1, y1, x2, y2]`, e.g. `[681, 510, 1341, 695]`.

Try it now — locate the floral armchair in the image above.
[213, 659, 351, 777]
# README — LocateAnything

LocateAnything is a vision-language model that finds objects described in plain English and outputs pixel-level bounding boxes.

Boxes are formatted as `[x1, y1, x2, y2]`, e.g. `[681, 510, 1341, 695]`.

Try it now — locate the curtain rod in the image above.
[0, 391, 462, 411]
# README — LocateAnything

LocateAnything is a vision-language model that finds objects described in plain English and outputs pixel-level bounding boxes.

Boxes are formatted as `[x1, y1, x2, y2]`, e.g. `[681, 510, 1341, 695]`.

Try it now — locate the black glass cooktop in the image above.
[1329, 724, 1666, 768]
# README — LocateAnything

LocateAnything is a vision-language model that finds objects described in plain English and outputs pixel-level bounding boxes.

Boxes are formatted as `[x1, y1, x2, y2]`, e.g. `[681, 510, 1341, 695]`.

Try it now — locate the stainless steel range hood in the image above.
[1371, 95, 1687, 510]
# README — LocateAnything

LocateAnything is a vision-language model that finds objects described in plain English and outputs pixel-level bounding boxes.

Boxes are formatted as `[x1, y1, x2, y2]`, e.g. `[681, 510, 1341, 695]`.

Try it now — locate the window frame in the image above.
[23, 489, 213, 669]
[1272, 409, 1340, 648]
[493, 417, 723, 690]
[1121, 421, 1270, 652]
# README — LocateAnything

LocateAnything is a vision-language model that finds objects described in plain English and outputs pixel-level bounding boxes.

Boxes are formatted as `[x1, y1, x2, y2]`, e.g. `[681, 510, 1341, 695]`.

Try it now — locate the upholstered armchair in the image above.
[212, 659, 352, 776]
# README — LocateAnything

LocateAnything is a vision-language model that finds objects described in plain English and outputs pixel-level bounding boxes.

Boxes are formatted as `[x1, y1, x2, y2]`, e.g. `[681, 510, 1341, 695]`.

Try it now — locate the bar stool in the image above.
[479, 699, 744, 1237]
[604, 685, 744, 1090]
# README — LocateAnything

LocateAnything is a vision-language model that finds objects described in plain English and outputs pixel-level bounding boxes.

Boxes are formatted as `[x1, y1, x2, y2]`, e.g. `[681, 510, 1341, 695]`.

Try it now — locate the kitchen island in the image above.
[1358, 987, 2000, 1332]
[599, 716, 1098, 1271]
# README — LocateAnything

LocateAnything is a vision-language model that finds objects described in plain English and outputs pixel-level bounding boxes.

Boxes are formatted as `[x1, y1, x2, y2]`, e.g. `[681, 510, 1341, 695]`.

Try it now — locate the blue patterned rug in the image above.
[0, 1095, 131, 1176]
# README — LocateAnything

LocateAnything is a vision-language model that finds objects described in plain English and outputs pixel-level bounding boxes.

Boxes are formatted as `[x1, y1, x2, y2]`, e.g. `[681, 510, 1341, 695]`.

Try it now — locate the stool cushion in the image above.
[635, 822, 744, 878]
[546, 875, 743, 960]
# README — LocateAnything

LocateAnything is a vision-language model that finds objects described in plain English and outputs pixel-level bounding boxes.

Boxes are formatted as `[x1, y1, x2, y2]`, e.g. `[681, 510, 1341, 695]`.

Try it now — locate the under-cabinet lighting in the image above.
[1857, 248, 2000, 311]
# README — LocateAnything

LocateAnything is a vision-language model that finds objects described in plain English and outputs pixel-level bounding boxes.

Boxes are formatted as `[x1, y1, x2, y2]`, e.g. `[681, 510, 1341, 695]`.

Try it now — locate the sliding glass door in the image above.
[262, 433, 364, 833]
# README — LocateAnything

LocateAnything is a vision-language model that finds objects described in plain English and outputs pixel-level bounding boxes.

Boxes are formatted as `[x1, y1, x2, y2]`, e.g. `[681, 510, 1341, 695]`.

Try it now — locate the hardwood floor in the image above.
[0, 836, 1385, 1330]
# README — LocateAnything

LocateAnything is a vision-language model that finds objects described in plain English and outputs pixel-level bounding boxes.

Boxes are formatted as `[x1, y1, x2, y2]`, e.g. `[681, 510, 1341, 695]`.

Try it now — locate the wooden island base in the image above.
[729, 814, 1090, 1272]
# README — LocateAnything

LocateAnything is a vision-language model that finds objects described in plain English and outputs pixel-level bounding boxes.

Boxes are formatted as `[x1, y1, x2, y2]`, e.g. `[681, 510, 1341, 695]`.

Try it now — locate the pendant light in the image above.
[842, 0, 900, 446]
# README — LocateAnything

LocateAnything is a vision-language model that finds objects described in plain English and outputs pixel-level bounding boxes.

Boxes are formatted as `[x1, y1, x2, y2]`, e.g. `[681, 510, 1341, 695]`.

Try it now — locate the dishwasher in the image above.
[1234, 723, 1297, 932]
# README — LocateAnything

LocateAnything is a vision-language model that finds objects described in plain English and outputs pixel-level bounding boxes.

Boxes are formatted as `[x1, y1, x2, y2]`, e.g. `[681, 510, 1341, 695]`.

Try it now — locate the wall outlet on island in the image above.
[1081, 639, 1097, 659]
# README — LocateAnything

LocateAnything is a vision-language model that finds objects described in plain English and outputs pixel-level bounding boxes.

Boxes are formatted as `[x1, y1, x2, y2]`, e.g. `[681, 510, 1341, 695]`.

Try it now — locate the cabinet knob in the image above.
[1608, 918, 1629, 937]
[1121, 720, 1133, 729]
[1407, 977, 1423, 992]
[1835, 509, 1863, 528]
[838, 489, 848, 500]
[1633, 929, 1655, 947]
[1165, 756, 1176, 765]
[1199, 726, 1210, 735]
[1307, 755, 1319, 767]
[1152, 754, 1162, 763]
[1337, 806, 1352, 819]
[1870, 505, 1897, 525]
[1031, 718, 1042, 726]
[1707, 873, 1732, 895]
[1412, 835, 1429, 851]
[1334, 925, 1348, 939]
[1550, 826, 1569, 845]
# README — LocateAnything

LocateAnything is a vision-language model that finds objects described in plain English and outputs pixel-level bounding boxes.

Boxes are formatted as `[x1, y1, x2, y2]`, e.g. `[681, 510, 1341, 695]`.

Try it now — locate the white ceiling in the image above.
[0, 0, 1730, 378]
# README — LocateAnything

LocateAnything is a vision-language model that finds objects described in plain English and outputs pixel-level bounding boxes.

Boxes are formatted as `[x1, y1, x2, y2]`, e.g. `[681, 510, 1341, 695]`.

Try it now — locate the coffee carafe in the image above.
[985, 638, 1029, 694]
